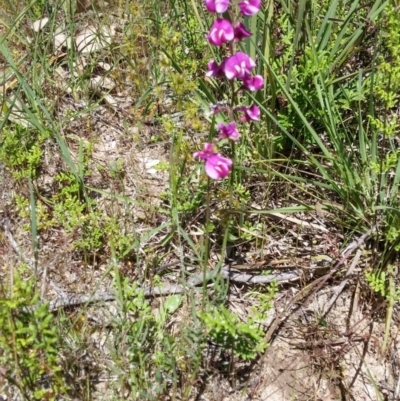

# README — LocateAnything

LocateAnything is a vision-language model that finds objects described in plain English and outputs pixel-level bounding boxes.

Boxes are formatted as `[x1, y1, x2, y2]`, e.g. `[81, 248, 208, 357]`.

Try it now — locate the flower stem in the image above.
[202, 177, 211, 310]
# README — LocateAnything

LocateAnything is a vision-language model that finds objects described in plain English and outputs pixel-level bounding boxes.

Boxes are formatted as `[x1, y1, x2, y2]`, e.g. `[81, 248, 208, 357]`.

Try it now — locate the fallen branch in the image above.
[0, 219, 302, 310]
[46, 268, 300, 311]
[322, 249, 361, 316]
[221, 268, 299, 284]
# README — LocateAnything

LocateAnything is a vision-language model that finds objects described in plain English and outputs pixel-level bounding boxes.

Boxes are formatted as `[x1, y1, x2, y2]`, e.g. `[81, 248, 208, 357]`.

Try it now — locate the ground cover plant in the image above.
[1, 0, 400, 399]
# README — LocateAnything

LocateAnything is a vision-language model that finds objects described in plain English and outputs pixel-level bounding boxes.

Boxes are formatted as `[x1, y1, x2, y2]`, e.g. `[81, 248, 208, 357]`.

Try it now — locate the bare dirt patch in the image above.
[241, 290, 398, 401]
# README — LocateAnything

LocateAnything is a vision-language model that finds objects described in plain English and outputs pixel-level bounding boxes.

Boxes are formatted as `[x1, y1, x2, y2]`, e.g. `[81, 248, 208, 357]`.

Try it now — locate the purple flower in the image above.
[206, 60, 225, 78]
[234, 22, 252, 41]
[205, 154, 232, 179]
[193, 142, 216, 159]
[242, 74, 264, 91]
[204, 0, 230, 13]
[235, 104, 261, 121]
[194, 143, 232, 179]
[223, 52, 256, 80]
[207, 19, 234, 46]
[218, 122, 240, 141]
[238, 0, 261, 16]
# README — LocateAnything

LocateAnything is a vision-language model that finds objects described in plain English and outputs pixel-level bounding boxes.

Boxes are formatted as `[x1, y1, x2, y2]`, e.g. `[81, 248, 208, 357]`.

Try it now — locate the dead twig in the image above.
[322, 249, 361, 316]
[1, 218, 304, 310]
[46, 268, 301, 311]
[266, 211, 329, 233]
[221, 268, 299, 284]
[294, 335, 365, 350]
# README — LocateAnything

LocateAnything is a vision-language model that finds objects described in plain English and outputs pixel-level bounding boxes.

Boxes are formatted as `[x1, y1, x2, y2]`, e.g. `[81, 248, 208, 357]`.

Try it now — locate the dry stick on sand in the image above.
[46, 269, 301, 311]
[322, 249, 361, 316]
[1, 217, 302, 310]
[1, 216, 378, 314]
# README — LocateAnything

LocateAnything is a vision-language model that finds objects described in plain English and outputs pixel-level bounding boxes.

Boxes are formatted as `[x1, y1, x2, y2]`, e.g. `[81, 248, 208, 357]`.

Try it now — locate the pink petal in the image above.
[234, 22, 252, 41]
[207, 19, 234, 46]
[205, 154, 233, 179]
[238, 0, 261, 16]
[204, 0, 230, 13]
[242, 74, 264, 91]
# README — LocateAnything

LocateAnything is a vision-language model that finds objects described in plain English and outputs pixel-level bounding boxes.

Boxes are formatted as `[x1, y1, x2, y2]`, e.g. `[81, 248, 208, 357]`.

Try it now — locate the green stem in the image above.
[202, 178, 211, 311]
